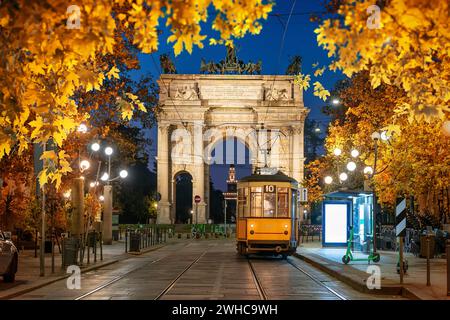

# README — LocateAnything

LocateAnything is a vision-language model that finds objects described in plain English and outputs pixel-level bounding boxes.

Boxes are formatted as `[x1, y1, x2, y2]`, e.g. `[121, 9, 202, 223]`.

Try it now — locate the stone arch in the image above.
[156, 74, 309, 225]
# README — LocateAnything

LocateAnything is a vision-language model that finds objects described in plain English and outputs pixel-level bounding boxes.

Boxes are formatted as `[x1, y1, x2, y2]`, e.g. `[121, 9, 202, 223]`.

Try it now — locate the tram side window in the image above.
[277, 187, 289, 217]
[250, 187, 262, 217]
[238, 188, 248, 217]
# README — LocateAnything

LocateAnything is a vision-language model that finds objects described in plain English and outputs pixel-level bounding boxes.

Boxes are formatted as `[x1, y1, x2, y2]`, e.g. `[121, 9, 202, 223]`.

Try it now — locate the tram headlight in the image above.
[284, 225, 288, 228]
[250, 224, 254, 228]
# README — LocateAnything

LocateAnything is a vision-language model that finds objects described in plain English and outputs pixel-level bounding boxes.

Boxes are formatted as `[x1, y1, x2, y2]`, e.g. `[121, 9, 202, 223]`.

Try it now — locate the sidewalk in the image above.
[0, 240, 164, 299]
[295, 241, 450, 300]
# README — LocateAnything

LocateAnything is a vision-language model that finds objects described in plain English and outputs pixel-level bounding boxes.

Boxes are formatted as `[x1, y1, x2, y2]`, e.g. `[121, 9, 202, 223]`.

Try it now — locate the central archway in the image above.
[208, 137, 252, 223]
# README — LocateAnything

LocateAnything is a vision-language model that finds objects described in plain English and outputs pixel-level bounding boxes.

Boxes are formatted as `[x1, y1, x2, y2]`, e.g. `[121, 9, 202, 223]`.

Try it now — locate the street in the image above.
[11, 239, 404, 300]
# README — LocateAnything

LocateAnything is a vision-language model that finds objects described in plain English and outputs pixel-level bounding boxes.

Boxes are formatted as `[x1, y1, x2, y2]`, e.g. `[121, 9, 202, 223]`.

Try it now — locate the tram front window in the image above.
[263, 193, 276, 217]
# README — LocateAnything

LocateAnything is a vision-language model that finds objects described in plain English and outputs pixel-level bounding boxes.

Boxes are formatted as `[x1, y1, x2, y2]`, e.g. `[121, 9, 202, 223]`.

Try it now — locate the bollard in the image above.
[61, 237, 65, 270]
[426, 236, 431, 286]
[125, 229, 128, 253]
[100, 232, 103, 261]
[87, 234, 90, 265]
[447, 240, 450, 296]
[94, 230, 97, 263]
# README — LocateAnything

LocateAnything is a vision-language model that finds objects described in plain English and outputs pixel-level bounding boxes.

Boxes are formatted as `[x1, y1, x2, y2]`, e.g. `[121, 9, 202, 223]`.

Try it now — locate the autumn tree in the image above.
[314, 0, 450, 122]
[0, 149, 35, 230]
[0, 0, 274, 189]
[303, 71, 450, 224]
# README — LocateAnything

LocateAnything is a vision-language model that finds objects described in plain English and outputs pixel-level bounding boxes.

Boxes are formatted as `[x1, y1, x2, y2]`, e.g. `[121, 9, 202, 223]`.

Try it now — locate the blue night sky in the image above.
[130, 0, 344, 191]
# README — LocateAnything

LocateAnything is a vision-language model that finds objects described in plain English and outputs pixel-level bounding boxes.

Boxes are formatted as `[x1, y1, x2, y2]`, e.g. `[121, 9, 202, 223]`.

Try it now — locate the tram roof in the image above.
[238, 171, 298, 184]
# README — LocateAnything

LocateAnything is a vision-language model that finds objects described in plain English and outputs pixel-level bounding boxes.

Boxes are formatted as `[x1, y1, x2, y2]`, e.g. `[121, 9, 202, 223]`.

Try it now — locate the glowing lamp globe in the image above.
[364, 166, 374, 175]
[339, 172, 348, 181]
[442, 121, 450, 137]
[80, 160, 90, 171]
[346, 161, 357, 172]
[105, 147, 113, 156]
[324, 176, 333, 184]
[333, 148, 342, 156]
[91, 143, 100, 152]
[119, 170, 128, 179]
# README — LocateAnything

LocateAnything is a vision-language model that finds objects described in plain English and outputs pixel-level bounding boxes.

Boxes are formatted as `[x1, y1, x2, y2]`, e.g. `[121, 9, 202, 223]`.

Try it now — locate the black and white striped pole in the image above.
[396, 197, 407, 284]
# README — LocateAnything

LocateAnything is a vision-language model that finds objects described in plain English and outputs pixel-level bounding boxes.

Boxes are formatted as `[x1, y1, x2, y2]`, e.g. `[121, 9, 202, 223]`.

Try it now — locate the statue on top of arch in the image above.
[160, 53, 177, 74]
[200, 45, 262, 75]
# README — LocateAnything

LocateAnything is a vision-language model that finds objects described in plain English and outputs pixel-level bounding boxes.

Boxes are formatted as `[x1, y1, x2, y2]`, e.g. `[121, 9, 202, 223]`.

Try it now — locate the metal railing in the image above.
[61, 230, 103, 268]
[124, 225, 173, 253]
[299, 224, 322, 243]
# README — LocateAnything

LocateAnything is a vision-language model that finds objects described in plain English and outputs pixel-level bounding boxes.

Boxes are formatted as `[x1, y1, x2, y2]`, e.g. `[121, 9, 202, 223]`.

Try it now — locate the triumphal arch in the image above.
[156, 49, 309, 224]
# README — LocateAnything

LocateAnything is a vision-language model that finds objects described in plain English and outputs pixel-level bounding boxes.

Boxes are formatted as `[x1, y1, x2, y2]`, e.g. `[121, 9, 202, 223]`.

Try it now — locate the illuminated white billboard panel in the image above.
[324, 203, 348, 244]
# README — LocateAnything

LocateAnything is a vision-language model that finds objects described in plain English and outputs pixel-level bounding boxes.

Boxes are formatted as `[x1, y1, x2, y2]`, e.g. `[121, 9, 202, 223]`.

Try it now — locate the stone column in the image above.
[291, 124, 305, 224]
[204, 164, 210, 222]
[157, 123, 172, 224]
[102, 185, 113, 244]
[193, 121, 206, 223]
[291, 125, 303, 183]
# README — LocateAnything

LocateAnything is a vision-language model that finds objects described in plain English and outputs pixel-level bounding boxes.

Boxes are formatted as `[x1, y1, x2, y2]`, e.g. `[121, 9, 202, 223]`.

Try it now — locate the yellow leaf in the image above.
[28, 61, 45, 75]
[107, 66, 120, 80]
[314, 67, 326, 77]
[38, 169, 48, 187]
[173, 39, 183, 56]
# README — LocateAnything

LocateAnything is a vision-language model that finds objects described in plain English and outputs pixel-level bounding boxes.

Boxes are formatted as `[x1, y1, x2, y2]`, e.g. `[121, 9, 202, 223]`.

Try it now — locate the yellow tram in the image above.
[236, 169, 299, 258]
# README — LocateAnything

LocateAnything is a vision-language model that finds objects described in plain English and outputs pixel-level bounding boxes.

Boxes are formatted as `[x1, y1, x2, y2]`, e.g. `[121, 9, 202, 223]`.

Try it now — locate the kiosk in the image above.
[322, 190, 374, 252]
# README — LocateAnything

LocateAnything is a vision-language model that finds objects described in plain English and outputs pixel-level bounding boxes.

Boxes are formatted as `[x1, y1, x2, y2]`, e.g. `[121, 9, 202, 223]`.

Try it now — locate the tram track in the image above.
[154, 250, 208, 300]
[247, 255, 347, 300]
[74, 245, 209, 300]
[286, 257, 347, 300]
[75, 255, 168, 300]
[247, 258, 268, 300]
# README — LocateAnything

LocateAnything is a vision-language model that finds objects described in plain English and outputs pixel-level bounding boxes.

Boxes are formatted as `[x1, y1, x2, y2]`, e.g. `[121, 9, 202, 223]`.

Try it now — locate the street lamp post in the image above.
[324, 131, 390, 256]
[90, 143, 128, 245]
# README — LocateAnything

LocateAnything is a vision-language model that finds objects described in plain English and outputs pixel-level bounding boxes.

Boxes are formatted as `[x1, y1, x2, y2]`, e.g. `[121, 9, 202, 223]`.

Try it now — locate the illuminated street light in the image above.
[371, 131, 381, 141]
[364, 166, 374, 175]
[443, 121, 450, 136]
[351, 149, 359, 158]
[380, 131, 389, 141]
[99, 195, 105, 202]
[119, 169, 128, 179]
[333, 148, 342, 156]
[91, 142, 100, 152]
[324, 176, 333, 184]
[314, 127, 321, 133]
[89, 181, 99, 188]
[63, 190, 71, 199]
[339, 172, 348, 181]
[80, 159, 90, 172]
[332, 98, 340, 105]
[77, 124, 88, 133]
[105, 146, 113, 156]
[100, 172, 109, 181]
[346, 161, 357, 172]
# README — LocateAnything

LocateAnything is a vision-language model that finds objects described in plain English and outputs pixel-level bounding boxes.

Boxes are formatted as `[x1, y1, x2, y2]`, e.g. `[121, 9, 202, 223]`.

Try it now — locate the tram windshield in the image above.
[238, 185, 293, 218]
